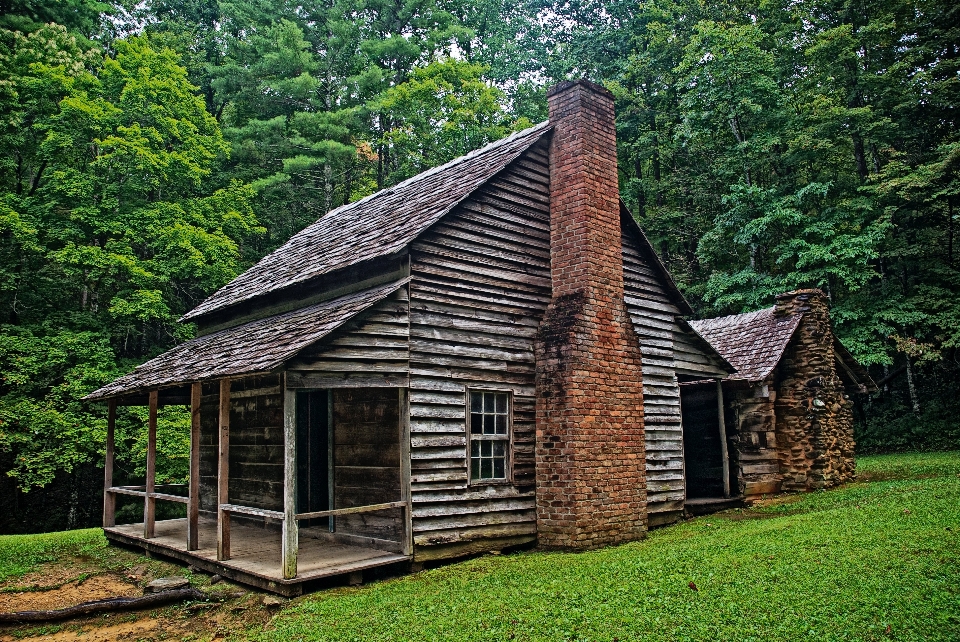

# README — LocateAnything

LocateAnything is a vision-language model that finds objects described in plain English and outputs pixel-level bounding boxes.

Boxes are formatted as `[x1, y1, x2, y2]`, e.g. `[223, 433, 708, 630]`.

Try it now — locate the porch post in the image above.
[327, 389, 335, 533]
[217, 379, 231, 560]
[399, 388, 412, 556]
[103, 399, 116, 528]
[144, 390, 158, 538]
[187, 382, 201, 551]
[717, 380, 731, 498]
[282, 384, 298, 579]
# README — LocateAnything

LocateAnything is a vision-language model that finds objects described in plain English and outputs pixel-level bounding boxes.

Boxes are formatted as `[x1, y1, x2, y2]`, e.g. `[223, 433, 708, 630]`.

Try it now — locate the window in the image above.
[468, 390, 511, 482]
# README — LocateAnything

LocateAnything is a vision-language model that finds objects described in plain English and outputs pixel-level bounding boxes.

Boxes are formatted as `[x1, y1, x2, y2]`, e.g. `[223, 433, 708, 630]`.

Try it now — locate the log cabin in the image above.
[86, 79, 739, 595]
[689, 290, 876, 503]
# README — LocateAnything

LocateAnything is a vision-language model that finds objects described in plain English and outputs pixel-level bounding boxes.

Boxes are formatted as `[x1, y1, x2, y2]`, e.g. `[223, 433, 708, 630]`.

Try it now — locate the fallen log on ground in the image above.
[0, 587, 206, 623]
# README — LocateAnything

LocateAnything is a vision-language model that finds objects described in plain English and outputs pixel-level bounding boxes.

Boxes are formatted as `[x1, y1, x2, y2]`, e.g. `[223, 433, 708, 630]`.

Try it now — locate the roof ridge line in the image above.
[317, 120, 551, 220]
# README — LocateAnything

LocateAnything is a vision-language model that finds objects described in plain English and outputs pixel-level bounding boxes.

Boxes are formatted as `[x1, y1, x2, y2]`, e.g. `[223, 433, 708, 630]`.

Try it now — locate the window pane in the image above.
[468, 390, 512, 482]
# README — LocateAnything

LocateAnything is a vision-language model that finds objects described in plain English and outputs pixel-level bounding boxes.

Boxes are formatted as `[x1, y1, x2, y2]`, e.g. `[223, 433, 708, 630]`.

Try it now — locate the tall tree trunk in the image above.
[635, 156, 646, 217]
[905, 358, 920, 415]
[652, 141, 662, 207]
[852, 132, 868, 182]
[324, 48, 333, 213]
[948, 195, 954, 266]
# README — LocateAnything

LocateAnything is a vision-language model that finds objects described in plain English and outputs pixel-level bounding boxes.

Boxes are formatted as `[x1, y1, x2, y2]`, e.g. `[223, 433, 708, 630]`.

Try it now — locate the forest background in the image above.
[0, 0, 957, 533]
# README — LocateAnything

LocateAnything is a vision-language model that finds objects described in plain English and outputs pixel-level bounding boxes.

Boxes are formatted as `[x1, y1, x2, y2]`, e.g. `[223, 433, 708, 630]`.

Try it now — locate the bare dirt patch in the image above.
[0, 575, 283, 641]
[1, 617, 161, 642]
[0, 564, 88, 594]
[0, 573, 140, 613]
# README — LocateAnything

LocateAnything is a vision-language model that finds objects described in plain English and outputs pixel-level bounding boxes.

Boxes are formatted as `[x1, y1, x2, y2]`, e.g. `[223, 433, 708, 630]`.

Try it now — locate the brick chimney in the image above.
[534, 80, 648, 549]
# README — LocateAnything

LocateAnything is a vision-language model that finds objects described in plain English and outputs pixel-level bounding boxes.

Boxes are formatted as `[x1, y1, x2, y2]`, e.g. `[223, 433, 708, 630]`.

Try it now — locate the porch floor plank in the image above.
[105, 517, 409, 595]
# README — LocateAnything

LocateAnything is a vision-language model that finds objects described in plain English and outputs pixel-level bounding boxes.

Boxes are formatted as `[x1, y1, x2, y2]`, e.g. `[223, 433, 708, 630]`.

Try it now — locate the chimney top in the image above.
[547, 79, 613, 100]
[774, 288, 828, 318]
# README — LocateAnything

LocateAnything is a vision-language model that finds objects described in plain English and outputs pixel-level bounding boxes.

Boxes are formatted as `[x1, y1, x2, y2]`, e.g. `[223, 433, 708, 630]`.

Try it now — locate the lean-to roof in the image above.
[689, 307, 802, 382]
[182, 121, 553, 322]
[86, 279, 408, 400]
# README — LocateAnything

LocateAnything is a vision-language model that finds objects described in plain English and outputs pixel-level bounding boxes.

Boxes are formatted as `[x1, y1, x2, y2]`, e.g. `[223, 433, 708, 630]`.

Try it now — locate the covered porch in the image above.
[100, 379, 412, 595]
[86, 280, 415, 594]
[679, 378, 744, 513]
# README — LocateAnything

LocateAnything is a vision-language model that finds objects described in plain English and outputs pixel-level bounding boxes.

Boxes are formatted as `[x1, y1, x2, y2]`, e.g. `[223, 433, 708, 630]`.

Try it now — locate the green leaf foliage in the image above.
[0, 24, 259, 492]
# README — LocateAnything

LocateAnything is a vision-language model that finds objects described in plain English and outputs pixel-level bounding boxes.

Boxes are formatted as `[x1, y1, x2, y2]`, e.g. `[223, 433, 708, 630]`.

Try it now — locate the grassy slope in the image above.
[0, 528, 107, 582]
[261, 452, 960, 642]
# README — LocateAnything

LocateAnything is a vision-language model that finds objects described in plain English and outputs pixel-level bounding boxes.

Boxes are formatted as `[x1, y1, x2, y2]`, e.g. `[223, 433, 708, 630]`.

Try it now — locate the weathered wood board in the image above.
[406, 139, 551, 558]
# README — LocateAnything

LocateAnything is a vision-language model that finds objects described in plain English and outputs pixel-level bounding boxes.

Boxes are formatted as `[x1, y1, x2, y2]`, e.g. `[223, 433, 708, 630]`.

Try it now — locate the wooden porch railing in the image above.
[217, 500, 409, 580]
[106, 484, 189, 504]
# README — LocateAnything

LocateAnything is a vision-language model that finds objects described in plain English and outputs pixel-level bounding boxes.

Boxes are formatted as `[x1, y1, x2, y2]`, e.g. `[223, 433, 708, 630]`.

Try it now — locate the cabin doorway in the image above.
[294, 388, 403, 540]
[679, 381, 731, 499]
[296, 390, 331, 527]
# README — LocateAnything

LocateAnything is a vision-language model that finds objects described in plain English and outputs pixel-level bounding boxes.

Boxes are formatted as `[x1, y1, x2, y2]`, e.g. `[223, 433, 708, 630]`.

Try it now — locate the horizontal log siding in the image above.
[285, 288, 410, 387]
[622, 228, 726, 516]
[621, 234, 684, 514]
[332, 388, 402, 541]
[407, 141, 550, 557]
[199, 375, 283, 516]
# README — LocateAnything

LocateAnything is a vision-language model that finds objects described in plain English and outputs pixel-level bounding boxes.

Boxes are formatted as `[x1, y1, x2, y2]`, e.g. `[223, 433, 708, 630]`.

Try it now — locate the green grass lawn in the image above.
[1, 452, 958, 641]
[0, 528, 107, 584]
[261, 451, 960, 642]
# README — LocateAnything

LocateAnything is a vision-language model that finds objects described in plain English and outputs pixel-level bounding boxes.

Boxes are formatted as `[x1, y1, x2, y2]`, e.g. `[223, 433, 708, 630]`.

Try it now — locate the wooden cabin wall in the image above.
[407, 139, 552, 560]
[673, 329, 730, 379]
[332, 388, 402, 541]
[727, 379, 781, 498]
[285, 288, 410, 388]
[286, 289, 409, 543]
[620, 226, 727, 524]
[198, 375, 284, 517]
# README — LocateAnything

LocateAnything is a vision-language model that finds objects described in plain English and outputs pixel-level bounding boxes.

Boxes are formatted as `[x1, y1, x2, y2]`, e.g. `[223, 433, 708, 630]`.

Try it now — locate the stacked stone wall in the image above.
[772, 290, 856, 491]
[534, 80, 647, 549]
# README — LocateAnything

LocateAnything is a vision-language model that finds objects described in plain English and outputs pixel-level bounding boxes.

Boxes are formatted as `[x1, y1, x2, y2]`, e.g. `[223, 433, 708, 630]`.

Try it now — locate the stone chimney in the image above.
[534, 80, 647, 549]
[772, 289, 855, 490]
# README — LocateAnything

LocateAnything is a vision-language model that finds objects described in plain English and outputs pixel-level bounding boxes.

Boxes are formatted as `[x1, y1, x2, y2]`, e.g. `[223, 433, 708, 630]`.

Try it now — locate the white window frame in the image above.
[466, 388, 513, 485]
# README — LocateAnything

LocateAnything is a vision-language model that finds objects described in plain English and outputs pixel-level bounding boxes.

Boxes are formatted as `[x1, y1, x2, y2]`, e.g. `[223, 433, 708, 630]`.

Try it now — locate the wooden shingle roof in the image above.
[86, 279, 408, 400]
[182, 121, 553, 322]
[689, 307, 802, 382]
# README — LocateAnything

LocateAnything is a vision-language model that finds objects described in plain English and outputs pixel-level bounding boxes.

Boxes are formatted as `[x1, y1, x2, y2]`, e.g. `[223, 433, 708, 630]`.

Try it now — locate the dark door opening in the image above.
[680, 382, 727, 499]
[296, 390, 330, 527]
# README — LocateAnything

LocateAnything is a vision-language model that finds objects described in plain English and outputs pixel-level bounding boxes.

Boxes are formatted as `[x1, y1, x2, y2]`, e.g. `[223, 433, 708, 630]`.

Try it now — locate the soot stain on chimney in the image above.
[535, 290, 587, 398]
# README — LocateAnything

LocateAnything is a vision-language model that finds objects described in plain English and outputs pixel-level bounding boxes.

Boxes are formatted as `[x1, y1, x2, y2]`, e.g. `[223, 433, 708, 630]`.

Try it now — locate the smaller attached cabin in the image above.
[690, 289, 876, 499]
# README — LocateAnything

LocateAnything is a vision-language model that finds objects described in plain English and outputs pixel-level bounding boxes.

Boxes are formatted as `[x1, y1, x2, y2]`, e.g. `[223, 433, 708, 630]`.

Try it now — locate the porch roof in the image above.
[85, 278, 409, 401]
